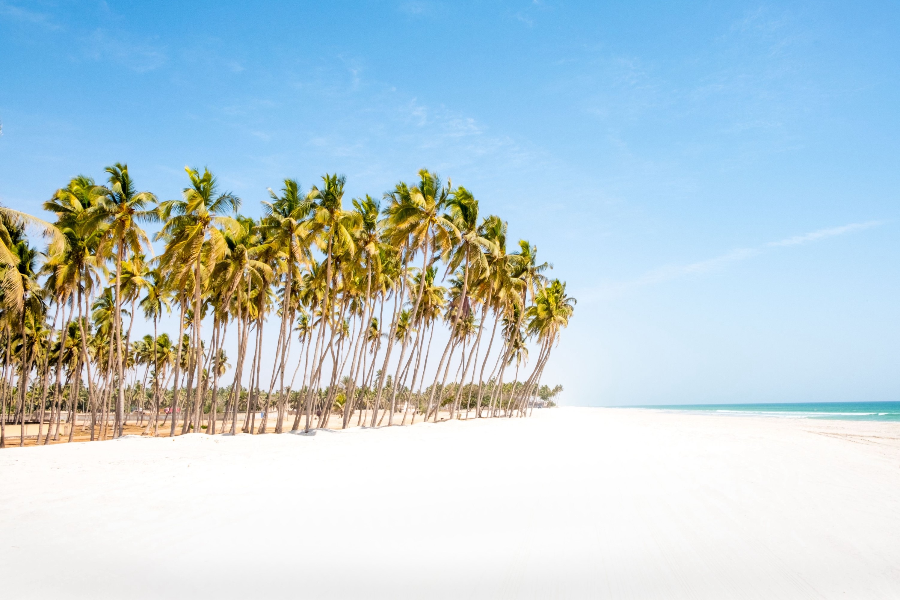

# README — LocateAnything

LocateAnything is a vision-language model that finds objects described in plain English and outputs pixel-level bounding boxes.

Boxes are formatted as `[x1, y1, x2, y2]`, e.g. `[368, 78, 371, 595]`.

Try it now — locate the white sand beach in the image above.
[2, 407, 900, 599]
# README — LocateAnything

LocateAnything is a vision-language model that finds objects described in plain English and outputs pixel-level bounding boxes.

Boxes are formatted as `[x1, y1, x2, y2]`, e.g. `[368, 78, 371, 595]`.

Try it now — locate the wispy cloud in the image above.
[0, 1, 59, 29]
[766, 221, 880, 247]
[585, 220, 884, 301]
[399, 1, 442, 16]
[83, 28, 167, 72]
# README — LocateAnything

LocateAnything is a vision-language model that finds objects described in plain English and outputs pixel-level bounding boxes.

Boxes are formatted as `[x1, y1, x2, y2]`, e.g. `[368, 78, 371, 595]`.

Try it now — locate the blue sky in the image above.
[1, 0, 898, 405]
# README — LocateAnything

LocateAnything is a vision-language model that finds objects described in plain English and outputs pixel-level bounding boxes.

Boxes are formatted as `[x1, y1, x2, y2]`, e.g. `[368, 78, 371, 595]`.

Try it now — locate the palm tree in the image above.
[514, 279, 575, 414]
[260, 179, 311, 433]
[44, 175, 105, 439]
[379, 169, 457, 425]
[476, 215, 523, 418]
[2, 165, 576, 447]
[90, 164, 157, 438]
[303, 174, 355, 429]
[138, 270, 170, 435]
[157, 167, 240, 437]
[0, 232, 44, 446]
[339, 195, 383, 428]
[441, 186, 493, 419]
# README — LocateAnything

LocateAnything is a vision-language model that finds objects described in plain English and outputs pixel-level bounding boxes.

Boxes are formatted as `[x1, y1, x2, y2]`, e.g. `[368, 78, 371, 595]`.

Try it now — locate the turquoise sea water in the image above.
[642, 402, 900, 422]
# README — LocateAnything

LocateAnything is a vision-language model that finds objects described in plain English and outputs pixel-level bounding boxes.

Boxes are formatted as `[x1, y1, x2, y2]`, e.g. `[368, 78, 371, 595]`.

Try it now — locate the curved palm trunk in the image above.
[67, 356, 85, 443]
[401, 325, 428, 425]
[75, 288, 99, 440]
[302, 309, 327, 432]
[245, 319, 264, 433]
[487, 345, 506, 417]
[451, 302, 486, 418]
[42, 301, 72, 444]
[458, 305, 488, 419]
[229, 289, 251, 435]
[209, 319, 227, 434]
[341, 260, 373, 428]
[320, 297, 351, 421]
[386, 238, 430, 426]
[169, 296, 187, 437]
[283, 331, 308, 430]
[35, 303, 61, 445]
[371, 273, 405, 427]
[147, 315, 160, 436]
[408, 323, 436, 424]
[274, 311, 295, 434]
[17, 311, 35, 447]
[271, 236, 295, 433]
[428, 339, 461, 422]
[290, 331, 314, 432]
[0, 325, 11, 447]
[515, 340, 552, 415]
[119, 295, 139, 431]
[300, 232, 336, 430]
[113, 243, 126, 438]
[474, 310, 499, 418]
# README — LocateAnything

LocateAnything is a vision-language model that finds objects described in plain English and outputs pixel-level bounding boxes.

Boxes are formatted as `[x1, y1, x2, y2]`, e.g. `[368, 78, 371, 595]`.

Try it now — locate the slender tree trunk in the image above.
[371, 275, 404, 427]
[303, 309, 327, 432]
[67, 357, 84, 443]
[244, 321, 262, 433]
[429, 340, 461, 422]
[148, 316, 160, 436]
[169, 296, 187, 437]
[0, 326, 9, 448]
[113, 242, 126, 438]
[341, 260, 373, 428]
[43, 301, 72, 444]
[291, 329, 314, 432]
[75, 288, 99, 440]
[208, 319, 225, 435]
[408, 323, 435, 424]
[17, 311, 34, 447]
[458, 309, 486, 419]
[452, 301, 486, 418]
[401, 325, 429, 425]
[475, 311, 499, 418]
[35, 303, 60, 445]
[230, 309, 251, 435]
[387, 238, 430, 425]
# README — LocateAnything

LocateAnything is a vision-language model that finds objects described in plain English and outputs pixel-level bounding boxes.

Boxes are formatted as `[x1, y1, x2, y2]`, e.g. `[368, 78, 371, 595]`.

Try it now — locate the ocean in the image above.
[643, 401, 900, 422]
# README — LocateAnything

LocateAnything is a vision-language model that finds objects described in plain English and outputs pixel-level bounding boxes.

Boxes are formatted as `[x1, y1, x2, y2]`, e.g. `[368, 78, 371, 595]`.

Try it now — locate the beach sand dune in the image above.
[2, 407, 899, 599]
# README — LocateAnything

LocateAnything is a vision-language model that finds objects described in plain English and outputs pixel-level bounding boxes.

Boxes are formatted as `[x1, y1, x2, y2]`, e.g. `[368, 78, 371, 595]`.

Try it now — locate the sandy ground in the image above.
[1, 407, 900, 599]
[1, 409, 444, 447]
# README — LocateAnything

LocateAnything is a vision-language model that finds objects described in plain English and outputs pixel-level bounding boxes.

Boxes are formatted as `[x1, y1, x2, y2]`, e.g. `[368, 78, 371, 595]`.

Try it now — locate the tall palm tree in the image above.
[260, 179, 311, 433]
[90, 164, 157, 438]
[157, 167, 240, 437]
[1, 233, 44, 446]
[303, 174, 355, 428]
[138, 270, 170, 435]
[515, 279, 575, 414]
[44, 175, 105, 438]
[339, 195, 383, 428]
[379, 169, 457, 425]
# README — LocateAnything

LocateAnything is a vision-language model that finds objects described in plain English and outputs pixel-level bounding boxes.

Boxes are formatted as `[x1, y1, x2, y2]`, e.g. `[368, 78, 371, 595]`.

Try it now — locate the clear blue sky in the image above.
[1, 1, 898, 405]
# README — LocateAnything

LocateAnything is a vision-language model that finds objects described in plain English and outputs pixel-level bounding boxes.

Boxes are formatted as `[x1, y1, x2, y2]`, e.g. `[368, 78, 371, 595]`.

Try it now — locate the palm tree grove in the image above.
[0, 165, 574, 447]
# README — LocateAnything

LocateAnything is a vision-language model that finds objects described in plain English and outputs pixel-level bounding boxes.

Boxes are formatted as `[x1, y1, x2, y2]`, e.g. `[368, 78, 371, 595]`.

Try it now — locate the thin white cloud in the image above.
[584, 220, 884, 301]
[0, 1, 59, 29]
[766, 221, 882, 247]
[82, 28, 167, 72]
